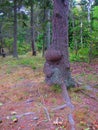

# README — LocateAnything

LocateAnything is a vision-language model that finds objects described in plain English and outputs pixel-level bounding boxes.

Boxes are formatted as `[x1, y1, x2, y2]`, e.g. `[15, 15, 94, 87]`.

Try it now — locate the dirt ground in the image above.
[0, 58, 98, 130]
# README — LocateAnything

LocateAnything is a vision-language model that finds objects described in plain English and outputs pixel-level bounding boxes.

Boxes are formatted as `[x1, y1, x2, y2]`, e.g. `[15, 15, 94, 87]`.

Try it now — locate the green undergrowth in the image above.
[0, 53, 45, 70]
[70, 50, 89, 62]
[51, 84, 62, 93]
[70, 87, 86, 92]
[69, 47, 98, 62]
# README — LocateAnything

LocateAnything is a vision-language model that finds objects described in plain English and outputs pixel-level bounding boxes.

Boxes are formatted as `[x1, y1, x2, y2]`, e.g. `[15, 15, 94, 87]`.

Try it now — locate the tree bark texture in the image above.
[13, 0, 18, 57]
[44, 0, 75, 88]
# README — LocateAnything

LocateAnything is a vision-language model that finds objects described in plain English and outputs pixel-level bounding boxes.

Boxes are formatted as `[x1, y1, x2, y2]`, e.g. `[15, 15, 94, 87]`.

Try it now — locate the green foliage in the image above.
[36, 33, 44, 51]
[69, 3, 98, 61]
[78, 48, 89, 57]
[51, 84, 61, 93]
[1, 54, 45, 69]
[17, 42, 31, 55]
[4, 38, 13, 53]
[70, 54, 85, 62]
[18, 57, 35, 66]
[1, 0, 98, 61]
[91, 45, 98, 58]
[93, 6, 98, 20]
[38, 0, 53, 9]
[4, 38, 31, 55]
[18, 54, 45, 69]
[70, 48, 89, 62]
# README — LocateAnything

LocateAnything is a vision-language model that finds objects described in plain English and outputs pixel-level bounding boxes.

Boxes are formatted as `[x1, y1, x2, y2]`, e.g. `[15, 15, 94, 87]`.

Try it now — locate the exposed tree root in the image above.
[43, 106, 51, 121]
[61, 83, 76, 130]
[49, 81, 76, 129]
[80, 90, 98, 101]
[37, 88, 51, 121]
[52, 104, 67, 111]
[6, 112, 35, 119]
[61, 83, 74, 110]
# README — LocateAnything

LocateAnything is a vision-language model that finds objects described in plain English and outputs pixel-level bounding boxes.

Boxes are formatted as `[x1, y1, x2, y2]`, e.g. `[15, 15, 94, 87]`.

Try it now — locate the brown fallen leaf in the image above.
[0, 118, 2, 123]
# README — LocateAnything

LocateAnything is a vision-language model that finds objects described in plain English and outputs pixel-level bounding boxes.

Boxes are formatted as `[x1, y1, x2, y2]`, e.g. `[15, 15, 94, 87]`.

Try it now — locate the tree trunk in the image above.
[30, 2, 36, 56]
[42, 7, 46, 57]
[87, 0, 93, 63]
[0, 24, 2, 55]
[71, 11, 76, 52]
[46, 9, 51, 49]
[44, 0, 75, 88]
[13, 0, 18, 58]
[80, 19, 83, 48]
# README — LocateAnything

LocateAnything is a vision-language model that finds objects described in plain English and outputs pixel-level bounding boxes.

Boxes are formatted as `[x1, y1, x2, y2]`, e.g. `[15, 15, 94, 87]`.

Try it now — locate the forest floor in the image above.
[0, 55, 98, 130]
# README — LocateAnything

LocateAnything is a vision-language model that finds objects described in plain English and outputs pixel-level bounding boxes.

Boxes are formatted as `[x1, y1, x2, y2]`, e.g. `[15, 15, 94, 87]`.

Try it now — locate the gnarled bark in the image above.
[44, 0, 75, 88]
[44, 1, 76, 129]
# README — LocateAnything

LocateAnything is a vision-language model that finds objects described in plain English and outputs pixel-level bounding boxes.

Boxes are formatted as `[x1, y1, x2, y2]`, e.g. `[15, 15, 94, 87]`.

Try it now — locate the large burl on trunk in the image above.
[44, 0, 75, 88]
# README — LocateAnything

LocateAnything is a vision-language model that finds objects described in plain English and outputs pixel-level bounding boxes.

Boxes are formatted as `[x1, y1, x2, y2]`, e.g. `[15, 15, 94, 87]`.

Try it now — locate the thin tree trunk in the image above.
[87, 0, 93, 63]
[75, 39, 78, 56]
[13, 0, 18, 58]
[71, 13, 77, 52]
[30, 2, 36, 56]
[0, 24, 3, 55]
[88, 12, 93, 63]
[46, 9, 51, 49]
[44, 0, 75, 88]
[42, 7, 46, 57]
[69, 0, 78, 54]
[89, 24, 93, 63]
[80, 19, 83, 48]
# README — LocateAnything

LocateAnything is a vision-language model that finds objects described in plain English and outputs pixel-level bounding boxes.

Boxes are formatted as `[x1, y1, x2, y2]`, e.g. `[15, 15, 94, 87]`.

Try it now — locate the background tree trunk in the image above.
[30, 2, 36, 56]
[0, 24, 3, 55]
[87, 0, 93, 63]
[44, 0, 75, 88]
[46, 9, 51, 49]
[80, 19, 83, 47]
[13, 0, 18, 58]
[42, 6, 46, 57]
